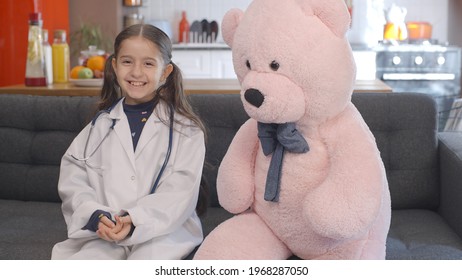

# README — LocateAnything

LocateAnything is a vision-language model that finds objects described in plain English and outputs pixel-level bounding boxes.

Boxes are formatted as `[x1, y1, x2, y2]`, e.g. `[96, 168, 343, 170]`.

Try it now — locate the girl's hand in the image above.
[97, 217, 115, 242]
[106, 215, 133, 241]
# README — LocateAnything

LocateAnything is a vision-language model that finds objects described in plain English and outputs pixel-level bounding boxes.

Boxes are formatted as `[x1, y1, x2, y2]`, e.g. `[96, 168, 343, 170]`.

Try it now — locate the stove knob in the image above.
[392, 56, 401, 65]
[437, 56, 446, 65]
[415, 56, 424, 65]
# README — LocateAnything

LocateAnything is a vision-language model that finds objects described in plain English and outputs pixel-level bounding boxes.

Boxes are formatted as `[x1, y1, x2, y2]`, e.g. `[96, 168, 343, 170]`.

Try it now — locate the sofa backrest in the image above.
[191, 93, 439, 210]
[0, 92, 439, 210]
[0, 94, 98, 202]
[188, 94, 250, 207]
[352, 93, 439, 210]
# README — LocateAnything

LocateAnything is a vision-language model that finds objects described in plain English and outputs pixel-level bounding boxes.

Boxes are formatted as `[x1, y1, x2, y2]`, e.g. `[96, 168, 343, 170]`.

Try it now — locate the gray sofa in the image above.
[1, 92, 462, 260]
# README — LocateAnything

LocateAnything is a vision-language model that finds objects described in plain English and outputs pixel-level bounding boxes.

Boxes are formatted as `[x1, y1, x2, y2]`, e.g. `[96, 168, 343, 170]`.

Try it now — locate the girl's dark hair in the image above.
[99, 24, 208, 215]
[99, 24, 204, 132]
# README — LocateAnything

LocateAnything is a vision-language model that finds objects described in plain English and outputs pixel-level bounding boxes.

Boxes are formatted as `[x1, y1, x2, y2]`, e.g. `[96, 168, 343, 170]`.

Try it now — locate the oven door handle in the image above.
[382, 73, 456, 81]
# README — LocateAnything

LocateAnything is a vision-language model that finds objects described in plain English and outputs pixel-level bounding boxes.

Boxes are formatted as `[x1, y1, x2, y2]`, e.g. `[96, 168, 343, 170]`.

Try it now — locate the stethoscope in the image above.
[71, 99, 174, 194]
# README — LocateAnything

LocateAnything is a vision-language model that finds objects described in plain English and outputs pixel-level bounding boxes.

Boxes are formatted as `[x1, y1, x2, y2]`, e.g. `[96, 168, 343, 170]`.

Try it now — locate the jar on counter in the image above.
[124, 14, 144, 29]
[123, 0, 142, 6]
[79, 45, 105, 66]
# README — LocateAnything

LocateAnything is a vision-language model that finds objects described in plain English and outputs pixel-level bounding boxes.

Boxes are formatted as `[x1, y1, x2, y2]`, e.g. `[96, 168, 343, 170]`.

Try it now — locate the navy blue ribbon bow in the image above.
[257, 122, 309, 202]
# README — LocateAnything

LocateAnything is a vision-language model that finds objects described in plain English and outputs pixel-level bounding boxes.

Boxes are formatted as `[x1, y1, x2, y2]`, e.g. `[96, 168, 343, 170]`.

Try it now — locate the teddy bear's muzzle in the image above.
[244, 88, 264, 108]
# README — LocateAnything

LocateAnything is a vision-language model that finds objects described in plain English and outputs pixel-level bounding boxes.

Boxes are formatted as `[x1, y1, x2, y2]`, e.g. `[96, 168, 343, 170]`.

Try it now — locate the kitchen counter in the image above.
[0, 79, 392, 96]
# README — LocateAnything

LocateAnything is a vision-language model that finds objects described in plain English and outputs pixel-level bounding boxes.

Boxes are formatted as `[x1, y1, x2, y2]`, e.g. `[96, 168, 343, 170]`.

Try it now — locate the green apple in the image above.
[78, 67, 94, 79]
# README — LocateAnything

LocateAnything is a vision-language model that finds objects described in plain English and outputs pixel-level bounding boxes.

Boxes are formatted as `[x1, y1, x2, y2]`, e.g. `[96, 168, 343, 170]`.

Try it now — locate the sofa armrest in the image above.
[438, 132, 462, 237]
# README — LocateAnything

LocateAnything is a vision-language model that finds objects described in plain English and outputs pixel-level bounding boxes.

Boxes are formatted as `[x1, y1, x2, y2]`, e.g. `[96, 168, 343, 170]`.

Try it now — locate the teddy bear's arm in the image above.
[304, 105, 386, 240]
[217, 119, 259, 214]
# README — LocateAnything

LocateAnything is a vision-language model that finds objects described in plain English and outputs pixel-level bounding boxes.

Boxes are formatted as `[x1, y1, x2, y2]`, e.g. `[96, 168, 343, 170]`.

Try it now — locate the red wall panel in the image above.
[0, 0, 69, 87]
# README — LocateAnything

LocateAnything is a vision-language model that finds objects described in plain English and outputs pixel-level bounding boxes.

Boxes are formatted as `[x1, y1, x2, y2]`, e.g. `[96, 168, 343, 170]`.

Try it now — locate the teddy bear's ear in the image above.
[221, 8, 244, 47]
[297, 0, 350, 38]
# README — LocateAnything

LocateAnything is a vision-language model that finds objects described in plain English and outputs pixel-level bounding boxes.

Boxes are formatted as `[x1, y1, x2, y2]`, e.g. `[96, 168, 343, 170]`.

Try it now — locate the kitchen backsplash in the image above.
[141, 0, 251, 44]
[142, 0, 448, 45]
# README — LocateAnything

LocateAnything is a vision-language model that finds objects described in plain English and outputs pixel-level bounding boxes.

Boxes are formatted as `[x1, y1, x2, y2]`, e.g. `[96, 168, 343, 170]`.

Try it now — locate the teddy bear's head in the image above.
[222, 0, 356, 126]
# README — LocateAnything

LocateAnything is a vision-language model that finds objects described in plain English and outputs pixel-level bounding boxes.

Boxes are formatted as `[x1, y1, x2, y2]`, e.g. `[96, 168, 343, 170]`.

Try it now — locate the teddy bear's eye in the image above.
[246, 60, 251, 70]
[270, 60, 280, 71]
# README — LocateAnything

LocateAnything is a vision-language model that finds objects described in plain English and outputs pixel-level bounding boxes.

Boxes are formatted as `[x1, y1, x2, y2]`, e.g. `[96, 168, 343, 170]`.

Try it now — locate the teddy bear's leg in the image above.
[194, 211, 291, 259]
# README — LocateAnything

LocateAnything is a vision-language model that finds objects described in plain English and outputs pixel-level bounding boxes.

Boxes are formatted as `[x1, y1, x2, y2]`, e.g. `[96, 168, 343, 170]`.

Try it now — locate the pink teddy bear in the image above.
[194, 0, 391, 260]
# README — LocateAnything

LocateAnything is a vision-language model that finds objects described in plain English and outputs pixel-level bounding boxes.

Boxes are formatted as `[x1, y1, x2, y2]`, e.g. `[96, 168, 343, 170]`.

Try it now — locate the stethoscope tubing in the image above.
[71, 99, 174, 195]
[150, 104, 174, 194]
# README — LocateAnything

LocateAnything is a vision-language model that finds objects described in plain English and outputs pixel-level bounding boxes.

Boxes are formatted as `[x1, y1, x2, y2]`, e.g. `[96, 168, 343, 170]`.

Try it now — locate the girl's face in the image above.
[112, 36, 173, 105]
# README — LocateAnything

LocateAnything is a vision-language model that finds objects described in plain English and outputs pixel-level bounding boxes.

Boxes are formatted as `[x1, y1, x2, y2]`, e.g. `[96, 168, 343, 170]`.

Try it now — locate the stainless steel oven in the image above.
[375, 43, 462, 130]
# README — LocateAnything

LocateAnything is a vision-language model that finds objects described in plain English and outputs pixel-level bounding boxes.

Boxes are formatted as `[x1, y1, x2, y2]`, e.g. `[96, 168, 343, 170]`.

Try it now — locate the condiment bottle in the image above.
[25, 12, 47, 86]
[52, 29, 70, 83]
[42, 29, 53, 85]
[179, 11, 189, 43]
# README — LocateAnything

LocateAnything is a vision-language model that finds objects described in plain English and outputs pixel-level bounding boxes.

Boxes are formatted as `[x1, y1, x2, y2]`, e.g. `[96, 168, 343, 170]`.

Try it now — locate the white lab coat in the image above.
[51, 98, 205, 259]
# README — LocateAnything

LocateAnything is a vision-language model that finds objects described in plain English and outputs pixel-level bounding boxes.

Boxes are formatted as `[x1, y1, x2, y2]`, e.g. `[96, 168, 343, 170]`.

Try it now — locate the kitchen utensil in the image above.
[201, 19, 211, 43]
[210, 20, 219, 43]
[190, 20, 201, 43]
[406, 21, 432, 40]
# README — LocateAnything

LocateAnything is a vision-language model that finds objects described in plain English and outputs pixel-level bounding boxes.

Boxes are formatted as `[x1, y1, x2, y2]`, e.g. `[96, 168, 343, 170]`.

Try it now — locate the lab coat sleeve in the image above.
[58, 124, 116, 239]
[119, 126, 205, 246]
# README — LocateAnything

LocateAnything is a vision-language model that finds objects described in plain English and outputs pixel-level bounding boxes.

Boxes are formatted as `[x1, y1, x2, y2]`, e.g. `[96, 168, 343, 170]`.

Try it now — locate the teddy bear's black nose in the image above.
[244, 88, 264, 108]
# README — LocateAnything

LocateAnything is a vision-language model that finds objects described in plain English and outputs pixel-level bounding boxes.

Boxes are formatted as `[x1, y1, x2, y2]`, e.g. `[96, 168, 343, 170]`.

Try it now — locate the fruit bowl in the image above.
[69, 78, 104, 87]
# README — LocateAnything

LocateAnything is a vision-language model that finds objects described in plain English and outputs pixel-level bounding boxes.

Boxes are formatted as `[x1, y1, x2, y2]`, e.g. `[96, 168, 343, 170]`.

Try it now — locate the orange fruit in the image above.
[70, 65, 85, 79]
[86, 56, 106, 72]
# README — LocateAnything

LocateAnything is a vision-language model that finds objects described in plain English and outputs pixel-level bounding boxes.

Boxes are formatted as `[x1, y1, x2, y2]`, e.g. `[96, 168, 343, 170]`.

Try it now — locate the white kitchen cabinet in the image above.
[211, 50, 236, 79]
[172, 50, 212, 78]
[172, 47, 236, 79]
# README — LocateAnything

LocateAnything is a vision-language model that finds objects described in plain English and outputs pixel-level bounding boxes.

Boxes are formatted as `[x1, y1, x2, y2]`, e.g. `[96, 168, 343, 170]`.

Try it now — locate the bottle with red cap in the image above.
[25, 12, 47, 86]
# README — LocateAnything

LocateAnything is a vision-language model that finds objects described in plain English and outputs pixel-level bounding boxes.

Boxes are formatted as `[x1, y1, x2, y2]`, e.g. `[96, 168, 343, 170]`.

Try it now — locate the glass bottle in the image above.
[52, 29, 70, 83]
[179, 11, 189, 43]
[42, 29, 53, 85]
[25, 12, 47, 86]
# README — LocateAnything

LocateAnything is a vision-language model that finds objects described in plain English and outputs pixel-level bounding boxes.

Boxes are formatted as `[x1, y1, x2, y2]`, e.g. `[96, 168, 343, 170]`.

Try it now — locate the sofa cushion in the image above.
[386, 209, 462, 259]
[0, 199, 66, 259]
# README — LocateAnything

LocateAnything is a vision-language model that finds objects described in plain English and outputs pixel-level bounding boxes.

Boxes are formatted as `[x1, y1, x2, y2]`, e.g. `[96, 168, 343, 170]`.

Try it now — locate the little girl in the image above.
[52, 24, 206, 259]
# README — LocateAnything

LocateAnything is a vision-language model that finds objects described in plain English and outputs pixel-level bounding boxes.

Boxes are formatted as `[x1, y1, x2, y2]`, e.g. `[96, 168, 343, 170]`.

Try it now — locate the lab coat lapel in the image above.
[110, 100, 137, 171]
[135, 101, 169, 159]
